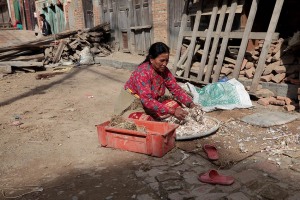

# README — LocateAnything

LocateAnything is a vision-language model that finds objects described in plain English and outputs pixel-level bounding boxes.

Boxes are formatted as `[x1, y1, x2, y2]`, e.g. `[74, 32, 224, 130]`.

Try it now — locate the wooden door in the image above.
[129, 0, 152, 55]
[101, 0, 117, 43]
[0, 0, 10, 27]
[83, 0, 94, 28]
[100, 0, 152, 54]
[168, 0, 186, 53]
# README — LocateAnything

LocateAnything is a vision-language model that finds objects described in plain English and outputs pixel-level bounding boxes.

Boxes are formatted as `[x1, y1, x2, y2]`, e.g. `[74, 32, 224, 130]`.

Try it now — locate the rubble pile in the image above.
[43, 29, 111, 66]
[0, 22, 111, 76]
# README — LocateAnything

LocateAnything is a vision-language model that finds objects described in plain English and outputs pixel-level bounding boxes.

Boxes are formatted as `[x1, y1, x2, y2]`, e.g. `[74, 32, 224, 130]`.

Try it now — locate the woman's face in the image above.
[150, 53, 169, 73]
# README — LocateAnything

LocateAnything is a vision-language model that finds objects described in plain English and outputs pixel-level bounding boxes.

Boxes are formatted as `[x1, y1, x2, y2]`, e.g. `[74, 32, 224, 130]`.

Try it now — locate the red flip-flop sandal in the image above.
[198, 169, 234, 185]
[203, 144, 219, 160]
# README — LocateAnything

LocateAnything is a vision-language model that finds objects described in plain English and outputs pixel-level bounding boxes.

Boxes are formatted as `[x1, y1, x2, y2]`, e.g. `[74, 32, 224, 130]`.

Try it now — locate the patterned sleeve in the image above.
[135, 71, 174, 116]
[164, 69, 193, 106]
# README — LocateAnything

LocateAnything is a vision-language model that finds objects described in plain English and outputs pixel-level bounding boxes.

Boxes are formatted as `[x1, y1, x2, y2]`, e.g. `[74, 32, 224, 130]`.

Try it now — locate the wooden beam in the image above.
[184, 9, 203, 78]
[182, 31, 279, 40]
[0, 61, 43, 67]
[7, 53, 45, 62]
[129, 25, 152, 30]
[177, 44, 192, 69]
[53, 40, 66, 63]
[0, 30, 78, 53]
[250, 0, 285, 93]
[204, 0, 228, 83]
[212, 0, 238, 82]
[197, 1, 219, 81]
[232, 0, 259, 78]
[172, 0, 190, 74]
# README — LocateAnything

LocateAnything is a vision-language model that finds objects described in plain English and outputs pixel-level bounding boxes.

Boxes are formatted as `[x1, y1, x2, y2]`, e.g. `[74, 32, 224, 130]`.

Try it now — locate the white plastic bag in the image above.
[186, 78, 253, 112]
[79, 47, 94, 65]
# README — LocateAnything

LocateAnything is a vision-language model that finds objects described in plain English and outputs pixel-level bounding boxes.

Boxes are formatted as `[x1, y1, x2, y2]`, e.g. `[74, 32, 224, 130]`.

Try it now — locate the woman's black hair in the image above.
[141, 42, 170, 64]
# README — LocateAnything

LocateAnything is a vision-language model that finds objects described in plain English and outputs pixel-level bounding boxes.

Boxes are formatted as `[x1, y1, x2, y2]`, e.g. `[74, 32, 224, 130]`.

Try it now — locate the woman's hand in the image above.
[174, 107, 188, 120]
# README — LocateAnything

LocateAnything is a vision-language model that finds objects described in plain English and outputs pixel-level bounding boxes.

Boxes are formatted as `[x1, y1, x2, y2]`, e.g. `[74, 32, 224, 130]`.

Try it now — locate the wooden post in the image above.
[196, 1, 218, 81]
[204, 0, 228, 83]
[172, 0, 190, 74]
[183, 9, 203, 78]
[140, 0, 146, 54]
[250, 0, 285, 93]
[212, 0, 237, 82]
[232, 0, 259, 78]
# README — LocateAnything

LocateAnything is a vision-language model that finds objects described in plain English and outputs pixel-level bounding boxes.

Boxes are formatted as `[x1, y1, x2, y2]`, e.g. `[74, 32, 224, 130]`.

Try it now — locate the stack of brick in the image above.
[257, 95, 297, 112]
[219, 37, 300, 84]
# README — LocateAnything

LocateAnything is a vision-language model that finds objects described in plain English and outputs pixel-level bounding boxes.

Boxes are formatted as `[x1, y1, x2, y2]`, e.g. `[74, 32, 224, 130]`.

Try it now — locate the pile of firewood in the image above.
[0, 22, 111, 75]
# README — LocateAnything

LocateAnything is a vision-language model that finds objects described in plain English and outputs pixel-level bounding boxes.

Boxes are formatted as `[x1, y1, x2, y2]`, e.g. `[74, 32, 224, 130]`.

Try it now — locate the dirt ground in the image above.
[0, 65, 158, 199]
[0, 63, 299, 199]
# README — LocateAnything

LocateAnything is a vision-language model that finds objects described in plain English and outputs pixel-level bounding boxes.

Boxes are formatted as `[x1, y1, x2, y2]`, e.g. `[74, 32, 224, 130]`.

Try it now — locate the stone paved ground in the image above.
[133, 147, 300, 200]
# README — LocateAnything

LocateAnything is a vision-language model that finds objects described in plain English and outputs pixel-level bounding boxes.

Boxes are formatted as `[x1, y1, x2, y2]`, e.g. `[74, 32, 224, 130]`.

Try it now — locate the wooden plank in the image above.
[148, 0, 154, 47]
[250, 0, 285, 93]
[172, 0, 190, 74]
[53, 40, 66, 63]
[140, 0, 146, 54]
[183, 9, 203, 78]
[196, 1, 219, 81]
[197, 49, 236, 64]
[0, 30, 78, 53]
[212, 0, 238, 82]
[9, 53, 45, 61]
[183, 31, 279, 40]
[204, 0, 228, 83]
[0, 61, 43, 67]
[232, 0, 259, 78]
[112, 2, 119, 50]
[177, 44, 192, 69]
[128, 0, 136, 54]
[129, 25, 152, 30]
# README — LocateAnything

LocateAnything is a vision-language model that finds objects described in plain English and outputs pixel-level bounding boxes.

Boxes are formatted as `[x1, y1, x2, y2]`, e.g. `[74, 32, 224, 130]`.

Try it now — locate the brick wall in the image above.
[64, 1, 70, 30]
[73, 0, 85, 29]
[152, 0, 168, 44]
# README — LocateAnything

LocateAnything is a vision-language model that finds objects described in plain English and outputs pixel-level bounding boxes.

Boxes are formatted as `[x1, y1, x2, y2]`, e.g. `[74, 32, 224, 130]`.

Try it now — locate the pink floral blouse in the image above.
[124, 62, 193, 116]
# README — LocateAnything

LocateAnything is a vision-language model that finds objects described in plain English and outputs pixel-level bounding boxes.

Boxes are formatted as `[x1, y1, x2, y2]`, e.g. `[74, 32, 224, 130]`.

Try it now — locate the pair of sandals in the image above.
[198, 144, 234, 186]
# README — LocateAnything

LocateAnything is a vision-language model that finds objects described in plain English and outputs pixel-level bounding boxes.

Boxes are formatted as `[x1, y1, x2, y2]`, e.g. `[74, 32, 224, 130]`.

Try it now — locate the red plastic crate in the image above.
[96, 119, 179, 157]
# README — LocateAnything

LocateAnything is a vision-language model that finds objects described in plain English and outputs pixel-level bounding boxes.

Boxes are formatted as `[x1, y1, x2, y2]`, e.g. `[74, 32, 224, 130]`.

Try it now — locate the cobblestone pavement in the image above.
[133, 148, 300, 200]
